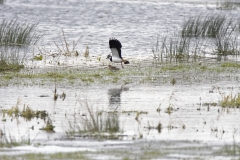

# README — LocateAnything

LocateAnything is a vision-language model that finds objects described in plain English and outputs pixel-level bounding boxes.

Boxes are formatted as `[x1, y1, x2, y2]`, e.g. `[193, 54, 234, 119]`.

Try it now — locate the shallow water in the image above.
[1, 0, 239, 58]
[1, 80, 240, 141]
[1, 79, 240, 159]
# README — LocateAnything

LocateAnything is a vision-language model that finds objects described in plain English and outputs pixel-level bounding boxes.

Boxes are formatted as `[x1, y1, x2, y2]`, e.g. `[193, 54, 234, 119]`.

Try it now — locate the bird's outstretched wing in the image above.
[109, 38, 122, 59]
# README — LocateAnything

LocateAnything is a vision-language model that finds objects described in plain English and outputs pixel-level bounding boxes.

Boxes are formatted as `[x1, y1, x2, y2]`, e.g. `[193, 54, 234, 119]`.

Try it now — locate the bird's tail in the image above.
[122, 59, 130, 64]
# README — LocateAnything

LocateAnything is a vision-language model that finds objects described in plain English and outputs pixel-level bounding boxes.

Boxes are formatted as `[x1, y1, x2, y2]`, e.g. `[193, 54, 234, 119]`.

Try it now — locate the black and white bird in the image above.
[107, 38, 129, 68]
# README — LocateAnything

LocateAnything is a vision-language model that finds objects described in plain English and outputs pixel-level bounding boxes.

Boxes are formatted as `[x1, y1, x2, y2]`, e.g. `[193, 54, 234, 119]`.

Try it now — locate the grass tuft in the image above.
[66, 100, 120, 137]
[219, 93, 240, 108]
[0, 19, 40, 47]
[1, 99, 49, 121]
[181, 14, 229, 38]
[0, 60, 24, 72]
[216, 0, 240, 10]
[39, 118, 55, 132]
[0, 19, 41, 66]
[180, 13, 240, 57]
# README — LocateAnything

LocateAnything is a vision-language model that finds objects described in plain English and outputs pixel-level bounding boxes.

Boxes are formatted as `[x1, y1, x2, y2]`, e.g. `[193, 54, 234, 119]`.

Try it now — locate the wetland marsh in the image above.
[1, 0, 240, 159]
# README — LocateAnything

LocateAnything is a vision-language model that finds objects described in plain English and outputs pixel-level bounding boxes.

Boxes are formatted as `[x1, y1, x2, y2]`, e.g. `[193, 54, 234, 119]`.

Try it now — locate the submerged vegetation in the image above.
[1, 99, 49, 121]
[0, 99, 53, 147]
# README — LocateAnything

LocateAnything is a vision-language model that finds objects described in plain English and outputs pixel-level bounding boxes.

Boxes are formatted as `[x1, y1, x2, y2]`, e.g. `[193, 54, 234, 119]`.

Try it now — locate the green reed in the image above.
[216, 0, 240, 10]
[179, 13, 240, 57]
[215, 29, 239, 56]
[220, 93, 240, 108]
[152, 34, 206, 63]
[67, 101, 120, 135]
[0, 19, 40, 46]
[0, 19, 41, 65]
[181, 14, 229, 38]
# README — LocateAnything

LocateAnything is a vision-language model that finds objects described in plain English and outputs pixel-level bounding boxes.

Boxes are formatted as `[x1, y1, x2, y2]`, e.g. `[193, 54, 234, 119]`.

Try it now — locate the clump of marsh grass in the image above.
[219, 93, 240, 108]
[39, 118, 55, 132]
[81, 107, 120, 133]
[0, 60, 24, 72]
[0, 19, 41, 70]
[181, 14, 229, 38]
[152, 32, 207, 64]
[152, 35, 191, 63]
[1, 99, 49, 121]
[216, 0, 240, 10]
[215, 29, 239, 56]
[0, 19, 39, 46]
[180, 14, 240, 57]
[66, 100, 120, 136]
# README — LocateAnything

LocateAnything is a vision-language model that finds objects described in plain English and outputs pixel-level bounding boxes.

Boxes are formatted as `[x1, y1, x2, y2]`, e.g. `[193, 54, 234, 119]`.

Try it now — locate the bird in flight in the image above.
[107, 38, 129, 68]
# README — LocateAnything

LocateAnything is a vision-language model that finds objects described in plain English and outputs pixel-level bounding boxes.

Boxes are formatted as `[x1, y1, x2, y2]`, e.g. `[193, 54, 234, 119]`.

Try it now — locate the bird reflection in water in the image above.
[108, 85, 129, 110]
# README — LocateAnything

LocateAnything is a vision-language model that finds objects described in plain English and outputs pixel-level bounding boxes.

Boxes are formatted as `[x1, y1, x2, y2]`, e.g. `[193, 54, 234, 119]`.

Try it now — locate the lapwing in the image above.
[107, 38, 129, 68]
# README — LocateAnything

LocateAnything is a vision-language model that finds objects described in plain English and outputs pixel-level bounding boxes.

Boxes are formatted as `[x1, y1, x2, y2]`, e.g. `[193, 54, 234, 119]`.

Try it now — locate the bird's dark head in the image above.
[106, 54, 112, 59]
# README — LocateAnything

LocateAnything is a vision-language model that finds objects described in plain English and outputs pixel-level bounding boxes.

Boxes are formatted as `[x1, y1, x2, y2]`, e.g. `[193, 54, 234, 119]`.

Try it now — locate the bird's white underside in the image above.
[110, 48, 122, 63]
